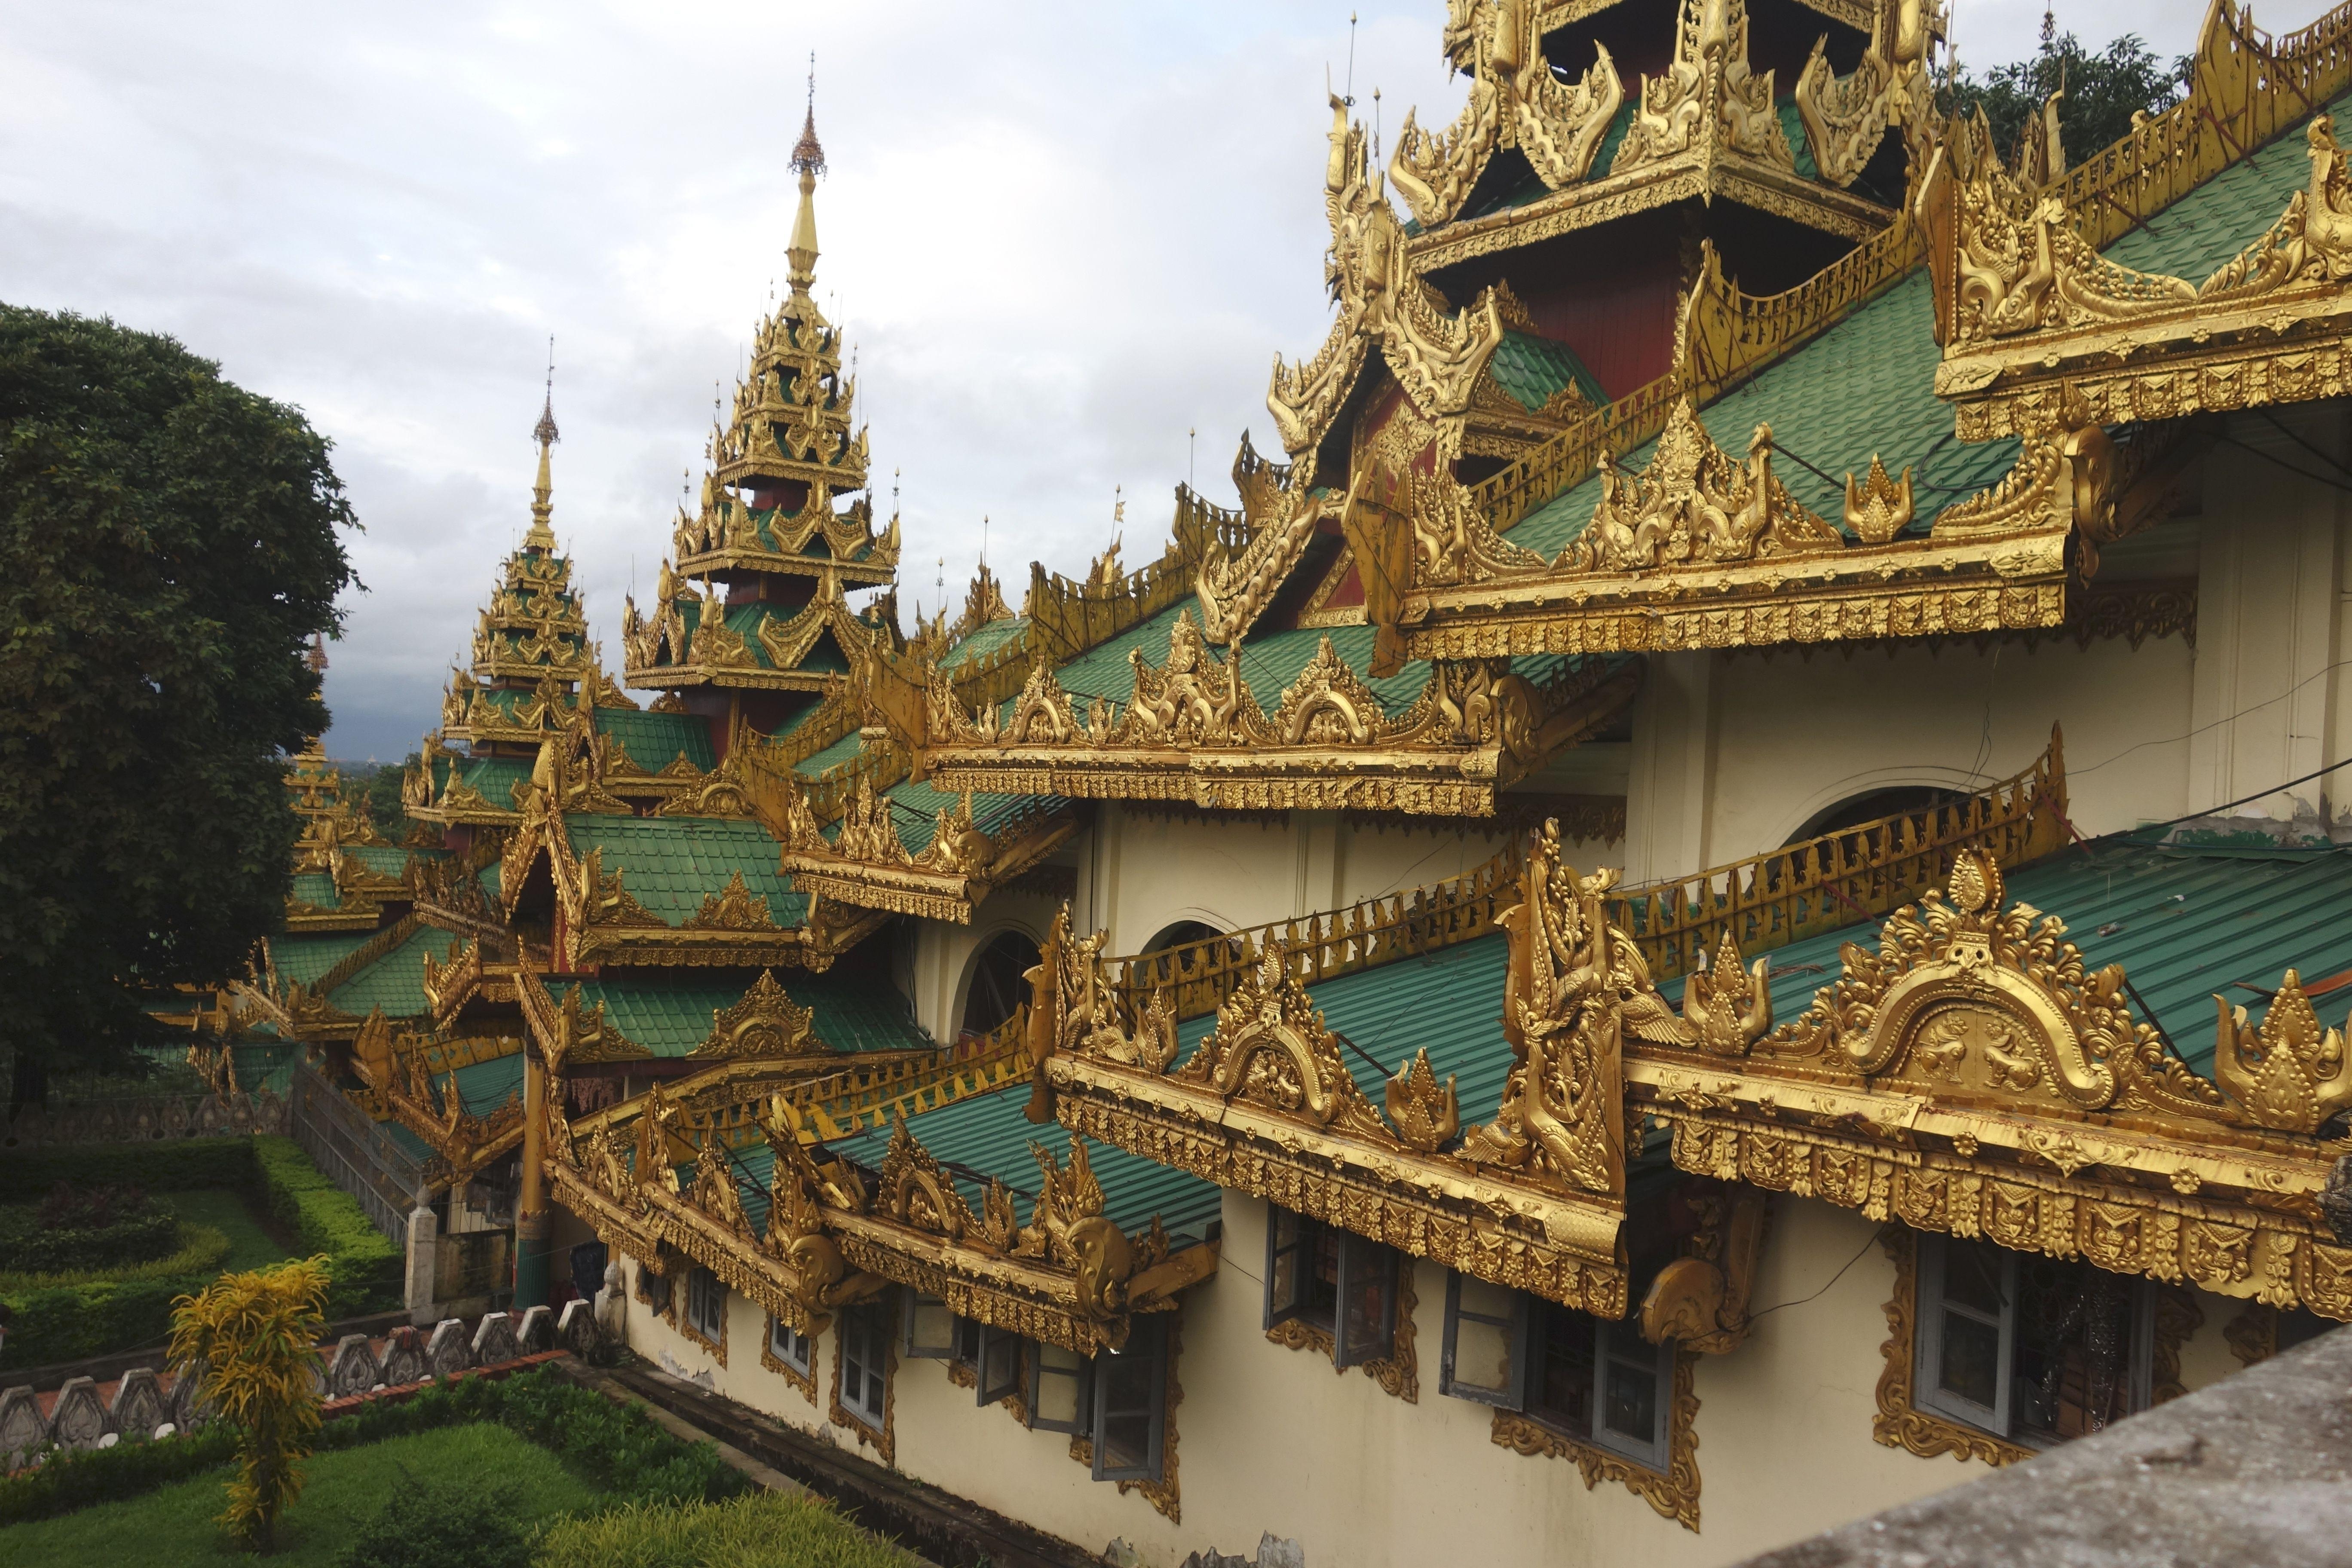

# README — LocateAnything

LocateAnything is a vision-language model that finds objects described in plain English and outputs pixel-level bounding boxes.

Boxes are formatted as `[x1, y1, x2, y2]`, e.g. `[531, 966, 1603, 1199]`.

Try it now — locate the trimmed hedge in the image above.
[0, 1367, 744, 1527]
[536, 1490, 916, 1568]
[0, 1224, 231, 1291]
[0, 1137, 403, 1367]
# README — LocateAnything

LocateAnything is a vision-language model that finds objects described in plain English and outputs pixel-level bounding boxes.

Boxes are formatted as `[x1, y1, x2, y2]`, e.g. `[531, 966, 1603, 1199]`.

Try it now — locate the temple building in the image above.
[261, 5, 2352, 1562]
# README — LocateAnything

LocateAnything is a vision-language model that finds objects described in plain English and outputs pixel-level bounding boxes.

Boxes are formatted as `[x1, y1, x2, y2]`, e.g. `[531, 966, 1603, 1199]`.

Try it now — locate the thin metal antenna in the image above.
[1373, 87, 1382, 162]
[1344, 11, 1358, 105]
[1188, 428, 1196, 491]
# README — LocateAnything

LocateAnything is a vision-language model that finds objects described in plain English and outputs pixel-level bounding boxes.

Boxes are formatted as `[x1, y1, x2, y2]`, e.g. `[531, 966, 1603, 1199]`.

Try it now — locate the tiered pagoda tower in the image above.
[406, 393, 610, 840]
[621, 102, 902, 754]
[1273, 0, 1935, 496]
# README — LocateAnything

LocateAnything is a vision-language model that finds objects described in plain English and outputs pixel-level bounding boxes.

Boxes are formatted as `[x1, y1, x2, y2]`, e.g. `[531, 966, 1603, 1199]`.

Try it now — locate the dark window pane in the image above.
[1939, 1311, 2001, 1409]
[1603, 1342, 1658, 1443]
[1099, 1409, 1152, 1473]
[1305, 1225, 1341, 1332]
[2012, 1256, 2136, 1441]
[1944, 1240, 2006, 1316]
[1529, 1303, 1595, 1435]
[1337, 1234, 1395, 1365]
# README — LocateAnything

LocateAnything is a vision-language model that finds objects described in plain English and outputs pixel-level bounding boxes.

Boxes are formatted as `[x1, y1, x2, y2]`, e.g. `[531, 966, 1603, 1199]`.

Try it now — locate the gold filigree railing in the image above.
[1110, 848, 1522, 1025]
[1609, 728, 2069, 984]
[1024, 486, 1242, 667]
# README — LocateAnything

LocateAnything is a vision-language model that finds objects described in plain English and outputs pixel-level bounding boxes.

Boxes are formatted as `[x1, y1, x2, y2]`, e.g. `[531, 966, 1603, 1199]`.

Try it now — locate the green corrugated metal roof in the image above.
[325, 925, 450, 1018]
[232, 1042, 303, 1096]
[596, 707, 719, 772]
[271, 930, 377, 987]
[562, 814, 809, 928]
[1513, 89, 2352, 552]
[345, 845, 419, 878]
[741, 1081, 1222, 1246]
[437, 1050, 524, 1118]
[947, 617, 1029, 671]
[1656, 839, 2352, 1078]
[877, 776, 1057, 858]
[556, 970, 929, 1059]
[383, 1120, 433, 1164]
[1491, 331, 1608, 411]
[1175, 933, 1521, 1124]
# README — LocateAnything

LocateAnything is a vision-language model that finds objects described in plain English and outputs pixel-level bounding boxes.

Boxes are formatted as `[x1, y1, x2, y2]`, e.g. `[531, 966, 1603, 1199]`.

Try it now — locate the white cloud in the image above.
[0, 0, 2215, 760]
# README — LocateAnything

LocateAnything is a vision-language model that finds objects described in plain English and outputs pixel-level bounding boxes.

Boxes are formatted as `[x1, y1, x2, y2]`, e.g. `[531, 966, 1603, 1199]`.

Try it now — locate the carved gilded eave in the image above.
[673, 479, 899, 587]
[1392, 397, 2103, 659]
[1036, 828, 1666, 1317]
[1627, 851, 2352, 1320]
[924, 610, 1641, 816]
[1931, 114, 2352, 441]
[621, 563, 876, 695]
[551, 1093, 1215, 1354]
[781, 783, 1081, 925]
[1193, 433, 1310, 647]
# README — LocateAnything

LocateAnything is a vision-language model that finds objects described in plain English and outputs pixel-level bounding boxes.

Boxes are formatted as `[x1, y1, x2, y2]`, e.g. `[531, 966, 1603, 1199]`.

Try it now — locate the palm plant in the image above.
[169, 1255, 331, 1553]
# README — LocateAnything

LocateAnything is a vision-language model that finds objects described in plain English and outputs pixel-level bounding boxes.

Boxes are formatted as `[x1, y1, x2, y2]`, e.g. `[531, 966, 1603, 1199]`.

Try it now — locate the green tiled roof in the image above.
[344, 845, 420, 878]
[746, 1081, 1222, 1246]
[1657, 839, 2352, 1078]
[383, 1121, 433, 1164]
[793, 730, 864, 779]
[1176, 933, 1521, 1124]
[877, 777, 1058, 859]
[291, 873, 341, 909]
[562, 814, 809, 928]
[1513, 89, 2352, 554]
[595, 707, 719, 773]
[745, 504, 878, 563]
[232, 1042, 303, 1096]
[452, 756, 533, 810]
[437, 1050, 524, 1118]
[325, 925, 450, 1018]
[271, 930, 377, 988]
[946, 617, 1029, 672]
[556, 970, 929, 1059]
[1491, 331, 1608, 412]
[717, 603, 851, 673]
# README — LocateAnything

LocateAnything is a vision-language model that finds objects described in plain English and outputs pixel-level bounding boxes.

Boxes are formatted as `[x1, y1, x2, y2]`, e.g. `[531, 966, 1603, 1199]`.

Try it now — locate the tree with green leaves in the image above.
[1942, 11, 2191, 167]
[0, 305, 355, 1108]
[363, 751, 423, 838]
[170, 1255, 332, 1554]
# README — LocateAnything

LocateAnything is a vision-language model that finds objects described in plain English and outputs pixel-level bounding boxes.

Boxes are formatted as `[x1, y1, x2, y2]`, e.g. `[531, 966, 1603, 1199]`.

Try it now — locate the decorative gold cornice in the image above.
[925, 609, 1641, 816]
[781, 779, 1080, 925]
[1931, 111, 2352, 439]
[1038, 830, 1646, 1317]
[1632, 850, 2352, 1320]
[621, 566, 876, 694]
[1393, 400, 2099, 659]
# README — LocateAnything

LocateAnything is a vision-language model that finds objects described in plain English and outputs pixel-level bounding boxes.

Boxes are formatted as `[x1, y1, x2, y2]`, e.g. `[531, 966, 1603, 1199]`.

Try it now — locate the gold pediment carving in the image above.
[689, 970, 817, 1061]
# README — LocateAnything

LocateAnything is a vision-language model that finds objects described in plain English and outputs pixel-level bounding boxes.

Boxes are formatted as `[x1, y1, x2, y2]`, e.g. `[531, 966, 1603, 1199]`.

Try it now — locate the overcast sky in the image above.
[2, 0, 2213, 762]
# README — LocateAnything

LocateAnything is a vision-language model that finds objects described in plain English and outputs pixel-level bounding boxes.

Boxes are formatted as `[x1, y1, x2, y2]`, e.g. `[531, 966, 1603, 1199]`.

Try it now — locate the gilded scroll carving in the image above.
[1267, 93, 1507, 467]
[1461, 822, 1687, 1192]
[689, 970, 818, 1061]
[1614, 0, 1795, 175]
[1640, 1185, 1767, 1353]
[2214, 971, 2352, 1135]
[1174, 942, 1397, 1144]
[1567, 401, 1845, 571]
[1387, 0, 1622, 228]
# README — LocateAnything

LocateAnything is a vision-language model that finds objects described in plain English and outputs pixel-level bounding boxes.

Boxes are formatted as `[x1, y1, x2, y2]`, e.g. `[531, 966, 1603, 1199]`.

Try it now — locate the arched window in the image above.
[960, 929, 1042, 1042]
[1140, 921, 1222, 955]
[1783, 785, 1965, 848]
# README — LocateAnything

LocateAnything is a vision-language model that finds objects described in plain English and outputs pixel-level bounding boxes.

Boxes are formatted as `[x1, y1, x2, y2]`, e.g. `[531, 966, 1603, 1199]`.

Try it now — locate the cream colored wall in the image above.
[603, 1187, 2255, 1568]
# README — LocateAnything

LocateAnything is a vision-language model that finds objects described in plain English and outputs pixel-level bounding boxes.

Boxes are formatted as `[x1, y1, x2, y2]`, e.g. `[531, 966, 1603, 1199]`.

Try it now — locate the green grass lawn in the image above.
[155, 1189, 298, 1273]
[0, 1423, 603, 1567]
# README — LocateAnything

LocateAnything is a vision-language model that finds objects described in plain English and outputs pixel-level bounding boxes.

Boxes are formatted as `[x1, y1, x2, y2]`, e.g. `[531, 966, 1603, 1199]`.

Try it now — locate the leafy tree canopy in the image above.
[361, 751, 422, 837]
[1942, 12, 2190, 168]
[0, 305, 355, 1099]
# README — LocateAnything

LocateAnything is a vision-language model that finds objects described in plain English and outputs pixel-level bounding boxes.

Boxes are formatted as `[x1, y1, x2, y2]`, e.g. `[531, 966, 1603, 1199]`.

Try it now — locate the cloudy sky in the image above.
[3, 0, 2213, 762]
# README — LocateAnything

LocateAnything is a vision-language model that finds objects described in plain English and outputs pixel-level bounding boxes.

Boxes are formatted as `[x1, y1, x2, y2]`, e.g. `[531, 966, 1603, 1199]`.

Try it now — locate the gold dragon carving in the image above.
[1387, 0, 1623, 229]
[1267, 93, 1508, 469]
[1614, 0, 1796, 175]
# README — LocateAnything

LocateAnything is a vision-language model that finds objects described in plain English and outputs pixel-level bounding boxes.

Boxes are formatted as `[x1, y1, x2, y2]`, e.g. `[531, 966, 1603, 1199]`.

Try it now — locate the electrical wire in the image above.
[1743, 1226, 1884, 1326]
[2220, 435, 2352, 495]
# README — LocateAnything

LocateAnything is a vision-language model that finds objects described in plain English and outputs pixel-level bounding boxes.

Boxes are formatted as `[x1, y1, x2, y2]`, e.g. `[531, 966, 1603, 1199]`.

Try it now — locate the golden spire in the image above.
[527, 339, 559, 549]
[787, 55, 825, 297]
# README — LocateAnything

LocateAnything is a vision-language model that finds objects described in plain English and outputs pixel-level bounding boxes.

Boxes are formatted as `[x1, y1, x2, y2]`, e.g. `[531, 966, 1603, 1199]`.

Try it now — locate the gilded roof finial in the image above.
[787, 54, 825, 297]
[527, 337, 559, 549]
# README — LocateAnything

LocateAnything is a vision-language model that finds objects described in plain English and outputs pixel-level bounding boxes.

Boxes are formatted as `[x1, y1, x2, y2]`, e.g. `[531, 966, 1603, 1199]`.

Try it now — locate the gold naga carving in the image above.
[2214, 972, 2352, 1136]
[1196, 434, 1317, 646]
[1033, 907, 1181, 1076]
[688, 970, 818, 1061]
[1639, 1185, 1768, 1353]
[1387, 0, 1623, 229]
[1614, 0, 1796, 175]
[1459, 821, 1687, 1193]
[1792, 0, 1939, 188]
[756, 1125, 888, 1337]
[1681, 929, 1774, 1055]
[1267, 93, 1507, 470]
[1566, 400, 1845, 571]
